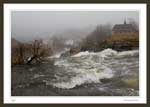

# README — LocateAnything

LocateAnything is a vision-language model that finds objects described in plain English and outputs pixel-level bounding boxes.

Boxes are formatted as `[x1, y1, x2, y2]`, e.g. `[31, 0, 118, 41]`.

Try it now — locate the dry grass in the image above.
[11, 56, 24, 65]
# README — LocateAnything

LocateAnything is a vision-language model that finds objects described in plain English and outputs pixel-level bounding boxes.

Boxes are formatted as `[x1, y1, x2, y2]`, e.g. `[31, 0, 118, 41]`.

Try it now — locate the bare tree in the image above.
[12, 42, 25, 65]
[27, 39, 52, 64]
[81, 24, 112, 51]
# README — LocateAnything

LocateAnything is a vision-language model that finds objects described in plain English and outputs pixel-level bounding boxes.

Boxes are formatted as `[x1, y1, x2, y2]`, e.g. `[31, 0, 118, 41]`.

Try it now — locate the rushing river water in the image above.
[12, 49, 139, 96]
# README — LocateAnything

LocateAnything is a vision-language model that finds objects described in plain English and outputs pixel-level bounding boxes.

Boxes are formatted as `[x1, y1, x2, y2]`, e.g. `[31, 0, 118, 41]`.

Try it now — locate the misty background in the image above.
[11, 11, 140, 96]
[11, 11, 139, 43]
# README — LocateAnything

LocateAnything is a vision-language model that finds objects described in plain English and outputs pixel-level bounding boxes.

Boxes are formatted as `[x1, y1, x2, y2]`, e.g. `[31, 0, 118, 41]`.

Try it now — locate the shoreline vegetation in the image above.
[80, 33, 138, 52]
[11, 39, 53, 65]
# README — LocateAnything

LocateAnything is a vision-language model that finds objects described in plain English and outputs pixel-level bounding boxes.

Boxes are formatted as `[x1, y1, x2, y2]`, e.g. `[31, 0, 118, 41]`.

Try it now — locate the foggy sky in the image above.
[11, 11, 139, 41]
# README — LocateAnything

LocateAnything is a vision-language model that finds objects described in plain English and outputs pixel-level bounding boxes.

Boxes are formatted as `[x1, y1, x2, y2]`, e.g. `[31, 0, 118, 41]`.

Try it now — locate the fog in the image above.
[11, 11, 139, 42]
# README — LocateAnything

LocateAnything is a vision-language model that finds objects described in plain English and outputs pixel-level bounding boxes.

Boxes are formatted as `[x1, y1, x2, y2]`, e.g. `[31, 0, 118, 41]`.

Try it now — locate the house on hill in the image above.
[112, 20, 138, 35]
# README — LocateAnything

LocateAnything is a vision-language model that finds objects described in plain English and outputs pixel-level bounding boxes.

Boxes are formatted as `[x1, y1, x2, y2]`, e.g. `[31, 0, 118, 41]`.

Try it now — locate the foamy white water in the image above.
[46, 49, 139, 89]
[48, 48, 70, 59]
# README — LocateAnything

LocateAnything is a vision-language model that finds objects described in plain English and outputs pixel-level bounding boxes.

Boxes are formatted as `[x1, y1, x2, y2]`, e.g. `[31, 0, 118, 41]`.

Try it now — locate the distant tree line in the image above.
[80, 24, 112, 51]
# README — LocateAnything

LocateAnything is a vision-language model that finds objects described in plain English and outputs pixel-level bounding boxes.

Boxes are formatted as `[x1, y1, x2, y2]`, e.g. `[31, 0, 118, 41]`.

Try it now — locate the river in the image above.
[12, 48, 139, 96]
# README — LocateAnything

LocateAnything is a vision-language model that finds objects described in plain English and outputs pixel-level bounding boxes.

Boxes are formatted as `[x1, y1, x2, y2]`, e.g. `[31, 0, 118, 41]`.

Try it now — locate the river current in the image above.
[44, 49, 139, 95]
[12, 48, 139, 96]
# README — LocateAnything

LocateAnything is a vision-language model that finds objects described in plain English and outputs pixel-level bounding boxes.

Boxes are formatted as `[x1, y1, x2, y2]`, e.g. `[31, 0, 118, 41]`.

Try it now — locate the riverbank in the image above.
[80, 34, 139, 52]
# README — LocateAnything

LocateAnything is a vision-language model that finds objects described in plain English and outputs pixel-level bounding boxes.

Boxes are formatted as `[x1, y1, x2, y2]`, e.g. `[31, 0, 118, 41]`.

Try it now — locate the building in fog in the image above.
[112, 20, 138, 35]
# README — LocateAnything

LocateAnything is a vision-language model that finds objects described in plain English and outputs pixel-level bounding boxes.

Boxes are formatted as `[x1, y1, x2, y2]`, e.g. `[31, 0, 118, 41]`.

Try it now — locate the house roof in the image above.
[112, 24, 137, 32]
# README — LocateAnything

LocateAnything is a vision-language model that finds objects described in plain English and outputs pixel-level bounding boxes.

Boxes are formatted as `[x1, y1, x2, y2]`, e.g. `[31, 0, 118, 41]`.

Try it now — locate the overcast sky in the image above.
[11, 11, 139, 41]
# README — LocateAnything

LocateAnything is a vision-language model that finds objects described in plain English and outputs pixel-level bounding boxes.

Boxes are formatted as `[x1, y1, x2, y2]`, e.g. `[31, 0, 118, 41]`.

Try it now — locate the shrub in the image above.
[11, 39, 53, 65]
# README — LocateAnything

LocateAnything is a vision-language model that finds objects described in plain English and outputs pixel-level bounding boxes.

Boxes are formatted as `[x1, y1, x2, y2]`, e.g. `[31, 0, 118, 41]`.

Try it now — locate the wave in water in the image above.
[47, 49, 139, 89]
[48, 48, 70, 59]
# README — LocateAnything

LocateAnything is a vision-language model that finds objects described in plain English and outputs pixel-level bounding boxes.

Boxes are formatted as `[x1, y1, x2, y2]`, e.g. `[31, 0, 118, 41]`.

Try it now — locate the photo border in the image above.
[4, 4, 147, 104]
